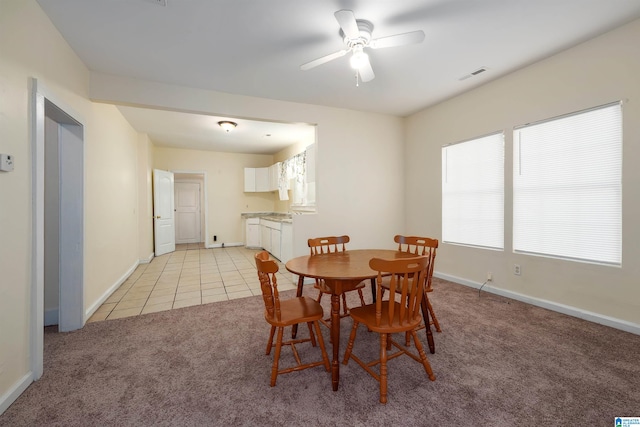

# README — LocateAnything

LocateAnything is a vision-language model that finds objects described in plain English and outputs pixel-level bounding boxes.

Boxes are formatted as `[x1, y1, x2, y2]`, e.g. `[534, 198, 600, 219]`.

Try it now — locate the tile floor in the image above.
[87, 244, 298, 322]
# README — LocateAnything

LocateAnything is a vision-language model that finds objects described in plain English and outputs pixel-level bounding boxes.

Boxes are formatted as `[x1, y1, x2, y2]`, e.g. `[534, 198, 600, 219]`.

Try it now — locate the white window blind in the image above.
[513, 102, 622, 265]
[442, 132, 504, 249]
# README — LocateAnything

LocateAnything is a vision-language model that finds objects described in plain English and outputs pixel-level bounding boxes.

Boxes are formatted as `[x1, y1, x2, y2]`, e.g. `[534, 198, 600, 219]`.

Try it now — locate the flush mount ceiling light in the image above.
[218, 121, 237, 132]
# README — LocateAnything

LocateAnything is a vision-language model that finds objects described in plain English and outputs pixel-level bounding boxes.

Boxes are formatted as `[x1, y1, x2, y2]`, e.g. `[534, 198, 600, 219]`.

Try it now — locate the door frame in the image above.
[172, 170, 208, 247]
[30, 78, 86, 380]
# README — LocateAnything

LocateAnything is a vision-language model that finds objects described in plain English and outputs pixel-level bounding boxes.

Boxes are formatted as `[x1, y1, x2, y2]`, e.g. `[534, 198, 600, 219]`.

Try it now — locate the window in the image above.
[442, 132, 504, 249]
[513, 102, 622, 265]
[285, 143, 316, 211]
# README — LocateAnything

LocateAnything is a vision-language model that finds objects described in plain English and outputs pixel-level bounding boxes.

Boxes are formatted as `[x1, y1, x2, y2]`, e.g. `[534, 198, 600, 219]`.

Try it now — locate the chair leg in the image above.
[341, 293, 349, 316]
[271, 327, 285, 387]
[410, 330, 436, 381]
[313, 320, 331, 372]
[380, 333, 388, 404]
[307, 322, 317, 347]
[427, 297, 441, 332]
[266, 325, 276, 355]
[342, 320, 360, 364]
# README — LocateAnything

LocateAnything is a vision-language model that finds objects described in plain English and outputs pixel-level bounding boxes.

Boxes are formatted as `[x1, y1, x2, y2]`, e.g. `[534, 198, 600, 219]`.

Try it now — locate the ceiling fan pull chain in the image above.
[355, 71, 359, 87]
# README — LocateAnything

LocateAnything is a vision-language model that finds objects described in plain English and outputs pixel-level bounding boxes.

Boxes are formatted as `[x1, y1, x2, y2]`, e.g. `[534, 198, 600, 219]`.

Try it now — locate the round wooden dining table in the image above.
[285, 249, 435, 391]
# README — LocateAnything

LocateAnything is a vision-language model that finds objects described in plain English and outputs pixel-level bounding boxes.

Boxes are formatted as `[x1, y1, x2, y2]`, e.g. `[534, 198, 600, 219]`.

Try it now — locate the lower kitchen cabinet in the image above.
[260, 222, 271, 253]
[270, 228, 281, 259]
[280, 223, 292, 264]
[258, 217, 293, 262]
[245, 217, 261, 248]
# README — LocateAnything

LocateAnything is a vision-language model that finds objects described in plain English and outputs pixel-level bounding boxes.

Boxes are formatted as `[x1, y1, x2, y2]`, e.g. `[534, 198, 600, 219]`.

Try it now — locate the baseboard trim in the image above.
[206, 242, 244, 249]
[435, 272, 640, 336]
[0, 372, 32, 416]
[84, 259, 140, 322]
[139, 252, 154, 264]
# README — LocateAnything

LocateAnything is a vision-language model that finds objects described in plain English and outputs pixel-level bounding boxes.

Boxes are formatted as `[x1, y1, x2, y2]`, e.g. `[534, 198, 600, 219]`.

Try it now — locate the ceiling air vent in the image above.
[458, 67, 488, 81]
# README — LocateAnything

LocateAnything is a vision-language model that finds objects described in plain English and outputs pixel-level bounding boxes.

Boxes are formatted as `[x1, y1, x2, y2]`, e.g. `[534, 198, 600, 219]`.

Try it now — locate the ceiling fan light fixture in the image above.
[218, 120, 237, 132]
[350, 45, 368, 69]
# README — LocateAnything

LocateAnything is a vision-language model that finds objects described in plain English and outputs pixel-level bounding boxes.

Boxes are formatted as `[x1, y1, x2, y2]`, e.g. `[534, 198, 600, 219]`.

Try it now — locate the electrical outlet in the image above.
[487, 272, 493, 281]
[514, 264, 521, 275]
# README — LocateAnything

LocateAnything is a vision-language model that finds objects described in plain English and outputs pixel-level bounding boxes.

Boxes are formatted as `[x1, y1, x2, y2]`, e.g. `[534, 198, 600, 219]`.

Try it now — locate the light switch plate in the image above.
[0, 154, 14, 172]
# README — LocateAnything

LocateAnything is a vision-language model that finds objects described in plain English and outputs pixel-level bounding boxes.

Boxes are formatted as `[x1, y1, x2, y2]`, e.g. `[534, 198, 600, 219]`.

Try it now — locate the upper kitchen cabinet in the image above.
[255, 167, 270, 192]
[244, 168, 256, 192]
[244, 167, 270, 192]
[268, 162, 282, 192]
[244, 163, 282, 193]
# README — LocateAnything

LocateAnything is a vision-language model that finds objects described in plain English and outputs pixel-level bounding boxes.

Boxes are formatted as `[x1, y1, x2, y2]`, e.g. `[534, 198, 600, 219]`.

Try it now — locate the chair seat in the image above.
[349, 302, 422, 334]
[265, 297, 324, 327]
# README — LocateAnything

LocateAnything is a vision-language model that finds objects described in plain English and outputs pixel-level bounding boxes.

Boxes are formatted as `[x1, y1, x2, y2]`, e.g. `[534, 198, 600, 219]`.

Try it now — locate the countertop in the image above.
[241, 212, 292, 223]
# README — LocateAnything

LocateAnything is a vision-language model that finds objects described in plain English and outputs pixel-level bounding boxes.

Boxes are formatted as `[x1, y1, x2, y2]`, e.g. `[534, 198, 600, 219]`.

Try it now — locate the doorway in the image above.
[31, 79, 85, 381]
[174, 172, 207, 246]
[175, 182, 201, 244]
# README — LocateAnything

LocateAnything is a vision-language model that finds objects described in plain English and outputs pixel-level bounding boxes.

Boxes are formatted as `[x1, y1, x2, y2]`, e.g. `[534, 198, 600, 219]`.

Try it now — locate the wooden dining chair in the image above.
[255, 251, 330, 386]
[342, 256, 436, 404]
[308, 235, 366, 328]
[380, 235, 441, 334]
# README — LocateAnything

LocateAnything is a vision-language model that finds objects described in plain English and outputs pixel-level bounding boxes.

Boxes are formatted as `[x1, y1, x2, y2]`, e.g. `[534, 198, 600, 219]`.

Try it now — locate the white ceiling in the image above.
[115, 106, 316, 155]
[37, 0, 640, 154]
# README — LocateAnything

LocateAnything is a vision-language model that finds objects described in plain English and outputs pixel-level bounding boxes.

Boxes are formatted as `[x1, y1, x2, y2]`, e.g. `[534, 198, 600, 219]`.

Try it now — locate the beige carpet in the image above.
[1, 279, 638, 426]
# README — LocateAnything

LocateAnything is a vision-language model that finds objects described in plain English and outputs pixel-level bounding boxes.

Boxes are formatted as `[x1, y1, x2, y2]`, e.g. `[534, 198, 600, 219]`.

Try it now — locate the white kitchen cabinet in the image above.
[255, 167, 269, 192]
[245, 218, 261, 248]
[243, 168, 256, 192]
[270, 228, 281, 259]
[260, 223, 271, 252]
[268, 162, 281, 191]
[244, 167, 270, 192]
[260, 218, 283, 260]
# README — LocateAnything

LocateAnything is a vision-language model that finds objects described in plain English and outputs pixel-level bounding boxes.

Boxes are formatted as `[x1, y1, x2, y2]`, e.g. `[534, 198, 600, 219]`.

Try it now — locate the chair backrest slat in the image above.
[370, 256, 428, 328]
[395, 235, 438, 292]
[308, 235, 350, 255]
[255, 251, 281, 321]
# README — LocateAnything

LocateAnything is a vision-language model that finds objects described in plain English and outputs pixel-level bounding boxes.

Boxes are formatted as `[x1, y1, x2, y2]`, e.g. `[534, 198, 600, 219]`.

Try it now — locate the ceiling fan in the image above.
[300, 9, 425, 84]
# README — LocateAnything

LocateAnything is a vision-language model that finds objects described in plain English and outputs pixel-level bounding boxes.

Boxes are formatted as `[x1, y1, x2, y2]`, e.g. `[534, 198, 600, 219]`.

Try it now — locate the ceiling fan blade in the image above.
[334, 9, 360, 40]
[358, 56, 375, 83]
[300, 49, 348, 71]
[370, 30, 425, 49]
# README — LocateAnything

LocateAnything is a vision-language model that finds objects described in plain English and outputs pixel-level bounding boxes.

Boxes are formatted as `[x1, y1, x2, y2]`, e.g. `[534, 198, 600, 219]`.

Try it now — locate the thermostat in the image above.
[0, 154, 14, 172]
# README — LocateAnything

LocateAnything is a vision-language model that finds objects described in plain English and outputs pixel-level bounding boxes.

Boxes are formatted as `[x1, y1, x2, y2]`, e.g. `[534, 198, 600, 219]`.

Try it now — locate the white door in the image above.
[153, 169, 175, 256]
[175, 182, 201, 244]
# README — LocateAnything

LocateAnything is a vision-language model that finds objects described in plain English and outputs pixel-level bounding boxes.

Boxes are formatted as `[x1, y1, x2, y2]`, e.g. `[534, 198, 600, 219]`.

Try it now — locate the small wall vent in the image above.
[458, 67, 488, 81]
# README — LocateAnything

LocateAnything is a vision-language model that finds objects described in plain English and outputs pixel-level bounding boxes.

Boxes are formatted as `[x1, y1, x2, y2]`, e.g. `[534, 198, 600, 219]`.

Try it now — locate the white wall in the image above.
[83, 102, 141, 308]
[90, 74, 406, 258]
[0, 0, 144, 412]
[154, 147, 276, 246]
[405, 18, 640, 328]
